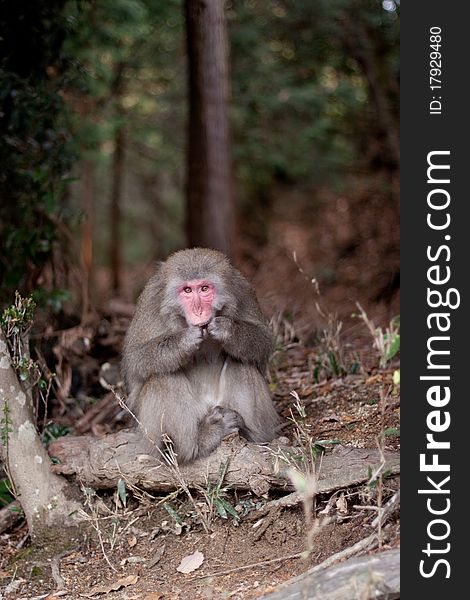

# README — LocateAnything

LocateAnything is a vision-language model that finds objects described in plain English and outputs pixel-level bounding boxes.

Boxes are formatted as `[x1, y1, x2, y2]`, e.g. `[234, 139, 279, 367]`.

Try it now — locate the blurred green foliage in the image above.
[230, 0, 399, 196]
[63, 0, 187, 264]
[0, 478, 15, 508]
[0, 0, 399, 302]
[0, 0, 77, 303]
[42, 423, 71, 448]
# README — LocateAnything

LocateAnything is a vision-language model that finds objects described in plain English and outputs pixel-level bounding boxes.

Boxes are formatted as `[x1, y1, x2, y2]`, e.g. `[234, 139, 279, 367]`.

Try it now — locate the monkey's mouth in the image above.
[188, 314, 212, 327]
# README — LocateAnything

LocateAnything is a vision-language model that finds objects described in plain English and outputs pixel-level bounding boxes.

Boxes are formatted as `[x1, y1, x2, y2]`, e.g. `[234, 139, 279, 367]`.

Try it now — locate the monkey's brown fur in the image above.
[122, 248, 280, 463]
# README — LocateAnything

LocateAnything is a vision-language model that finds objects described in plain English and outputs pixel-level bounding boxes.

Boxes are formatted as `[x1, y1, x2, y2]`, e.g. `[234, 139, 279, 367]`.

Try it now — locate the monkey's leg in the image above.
[131, 376, 244, 464]
[219, 360, 281, 443]
[130, 374, 200, 462]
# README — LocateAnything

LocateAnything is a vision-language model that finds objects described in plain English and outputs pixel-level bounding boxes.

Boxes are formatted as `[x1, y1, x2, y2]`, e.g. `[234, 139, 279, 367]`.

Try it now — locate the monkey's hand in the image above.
[207, 316, 271, 370]
[181, 324, 205, 351]
[207, 316, 233, 342]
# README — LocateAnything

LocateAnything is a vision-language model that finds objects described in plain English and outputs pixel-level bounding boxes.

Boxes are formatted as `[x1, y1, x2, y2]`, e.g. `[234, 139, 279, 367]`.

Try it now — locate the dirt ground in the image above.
[0, 178, 400, 599]
[0, 342, 400, 600]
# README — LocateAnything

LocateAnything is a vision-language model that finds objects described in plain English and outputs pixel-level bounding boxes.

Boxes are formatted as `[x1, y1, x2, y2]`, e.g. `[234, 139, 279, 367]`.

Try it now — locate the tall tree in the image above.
[80, 158, 95, 320]
[185, 0, 234, 256]
[110, 123, 125, 295]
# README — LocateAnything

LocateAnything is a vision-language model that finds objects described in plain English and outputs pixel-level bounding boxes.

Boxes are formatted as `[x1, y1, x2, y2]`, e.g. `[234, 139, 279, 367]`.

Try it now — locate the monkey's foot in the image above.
[202, 405, 245, 436]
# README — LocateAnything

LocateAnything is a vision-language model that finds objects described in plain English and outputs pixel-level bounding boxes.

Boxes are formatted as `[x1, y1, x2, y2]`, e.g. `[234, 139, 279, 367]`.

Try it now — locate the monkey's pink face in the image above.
[178, 279, 216, 326]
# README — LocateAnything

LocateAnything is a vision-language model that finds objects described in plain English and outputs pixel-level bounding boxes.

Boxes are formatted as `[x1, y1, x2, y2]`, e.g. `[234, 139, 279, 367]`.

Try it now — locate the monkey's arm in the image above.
[207, 316, 272, 370]
[124, 326, 203, 382]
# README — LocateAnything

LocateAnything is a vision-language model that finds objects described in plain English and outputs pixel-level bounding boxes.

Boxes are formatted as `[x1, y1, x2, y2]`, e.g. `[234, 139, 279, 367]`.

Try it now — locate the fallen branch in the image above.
[261, 543, 399, 600]
[49, 432, 399, 496]
[247, 491, 302, 519]
[301, 532, 379, 573]
[372, 489, 400, 528]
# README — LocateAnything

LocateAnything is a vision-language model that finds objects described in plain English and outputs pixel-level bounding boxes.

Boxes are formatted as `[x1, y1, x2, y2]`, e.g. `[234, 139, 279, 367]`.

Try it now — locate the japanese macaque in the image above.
[122, 248, 280, 463]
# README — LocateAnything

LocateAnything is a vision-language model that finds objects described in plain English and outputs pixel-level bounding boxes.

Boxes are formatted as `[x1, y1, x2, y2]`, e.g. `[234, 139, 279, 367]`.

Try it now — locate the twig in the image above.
[192, 531, 381, 584]
[50, 555, 66, 589]
[120, 517, 140, 534]
[373, 431, 387, 546]
[371, 490, 400, 528]
[93, 518, 117, 572]
[191, 551, 303, 581]
[252, 507, 282, 541]
[247, 491, 301, 520]
[306, 533, 379, 574]
[112, 387, 212, 533]
[16, 533, 29, 550]
[79, 486, 117, 572]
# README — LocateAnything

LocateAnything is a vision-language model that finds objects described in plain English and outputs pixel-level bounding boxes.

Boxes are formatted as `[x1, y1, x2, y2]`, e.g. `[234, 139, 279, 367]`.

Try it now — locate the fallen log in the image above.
[261, 547, 400, 600]
[49, 431, 399, 496]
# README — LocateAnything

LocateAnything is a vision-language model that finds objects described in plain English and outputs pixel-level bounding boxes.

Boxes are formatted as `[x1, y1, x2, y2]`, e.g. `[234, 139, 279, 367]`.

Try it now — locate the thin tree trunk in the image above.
[80, 158, 95, 320]
[185, 0, 234, 256]
[340, 15, 400, 169]
[354, 43, 400, 167]
[0, 331, 80, 539]
[110, 123, 125, 295]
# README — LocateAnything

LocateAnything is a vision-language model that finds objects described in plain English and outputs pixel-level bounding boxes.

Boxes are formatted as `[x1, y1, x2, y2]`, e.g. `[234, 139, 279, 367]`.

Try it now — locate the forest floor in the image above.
[0, 328, 400, 600]
[1, 176, 400, 599]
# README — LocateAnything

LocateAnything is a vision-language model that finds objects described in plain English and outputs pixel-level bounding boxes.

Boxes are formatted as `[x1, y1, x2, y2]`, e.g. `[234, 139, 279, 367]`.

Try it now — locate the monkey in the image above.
[121, 247, 280, 464]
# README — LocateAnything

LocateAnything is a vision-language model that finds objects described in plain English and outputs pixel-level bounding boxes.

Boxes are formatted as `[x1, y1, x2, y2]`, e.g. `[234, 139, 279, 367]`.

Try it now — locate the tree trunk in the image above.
[353, 41, 400, 167]
[80, 158, 95, 320]
[340, 15, 400, 169]
[0, 331, 80, 539]
[110, 123, 125, 295]
[185, 0, 234, 256]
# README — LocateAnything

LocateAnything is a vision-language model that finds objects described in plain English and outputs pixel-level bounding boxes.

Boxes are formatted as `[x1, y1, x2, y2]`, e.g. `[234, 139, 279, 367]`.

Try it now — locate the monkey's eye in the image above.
[201, 285, 209, 292]
[183, 287, 192, 294]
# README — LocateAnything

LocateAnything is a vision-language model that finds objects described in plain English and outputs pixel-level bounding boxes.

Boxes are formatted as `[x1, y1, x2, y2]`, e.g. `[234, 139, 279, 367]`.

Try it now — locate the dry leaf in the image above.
[318, 503, 332, 516]
[336, 494, 348, 515]
[127, 535, 137, 548]
[323, 414, 341, 422]
[365, 374, 382, 385]
[341, 414, 355, 423]
[176, 550, 204, 574]
[149, 544, 166, 568]
[127, 556, 146, 564]
[87, 574, 139, 597]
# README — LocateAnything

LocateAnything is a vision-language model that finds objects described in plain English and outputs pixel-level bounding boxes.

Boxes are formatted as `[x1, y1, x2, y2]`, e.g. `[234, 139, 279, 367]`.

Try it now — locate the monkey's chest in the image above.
[183, 341, 228, 408]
